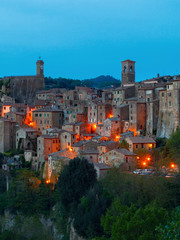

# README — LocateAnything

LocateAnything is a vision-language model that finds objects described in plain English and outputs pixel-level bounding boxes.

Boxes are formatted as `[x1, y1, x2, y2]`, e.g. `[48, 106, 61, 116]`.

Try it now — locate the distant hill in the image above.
[45, 75, 121, 90]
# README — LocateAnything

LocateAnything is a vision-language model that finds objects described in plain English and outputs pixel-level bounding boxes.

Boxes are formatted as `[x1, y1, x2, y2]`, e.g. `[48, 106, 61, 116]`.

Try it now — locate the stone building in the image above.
[16, 128, 38, 150]
[112, 86, 135, 106]
[121, 60, 136, 87]
[103, 118, 121, 138]
[37, 135, 60, 162]
[127, 98, 146, 134]
[97, 140, 119, 155]
[157, 80, 180, 138]
[99, 148, 137, 171]
[88, 102, 112, 125]
[125, 136, 156, 152]
[32, 106, 64, 131]
[0, 118, 17, 152]
[3, 60, 45, 103]
[60, 130, 77, 150]
[47, 149, 78, 181]
[79, 150, 99, 163]
[5, 112, 26, 126]
[113, 104, 129, 120]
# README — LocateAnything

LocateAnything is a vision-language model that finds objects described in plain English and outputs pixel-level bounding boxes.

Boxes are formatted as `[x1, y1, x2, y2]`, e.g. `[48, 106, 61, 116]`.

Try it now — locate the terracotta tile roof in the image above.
[115, 148, 136, 156]
[81, 150, 99, 154]
[126, 136, 156, 144]
[49, 149, 78, 159]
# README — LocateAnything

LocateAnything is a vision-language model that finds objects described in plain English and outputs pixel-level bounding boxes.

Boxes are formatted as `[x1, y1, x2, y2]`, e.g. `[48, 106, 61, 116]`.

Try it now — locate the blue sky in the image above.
[0, 0, 180, 81]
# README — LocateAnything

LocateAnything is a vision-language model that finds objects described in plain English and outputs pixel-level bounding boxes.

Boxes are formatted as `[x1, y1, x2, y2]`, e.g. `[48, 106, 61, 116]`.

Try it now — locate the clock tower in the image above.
[36, 59, 44, 76]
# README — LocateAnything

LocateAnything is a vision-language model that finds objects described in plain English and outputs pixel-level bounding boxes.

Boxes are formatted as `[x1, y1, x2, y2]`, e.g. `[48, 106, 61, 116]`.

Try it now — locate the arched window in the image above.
[130, 66, 133, 72]
[124, 66, 126, 73]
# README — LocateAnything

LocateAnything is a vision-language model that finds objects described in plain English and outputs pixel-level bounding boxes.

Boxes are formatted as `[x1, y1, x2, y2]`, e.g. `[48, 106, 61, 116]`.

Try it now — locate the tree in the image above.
[156, 206, 180, 240]
[73, 183, 111, 239]
[97, 199, 168, 240]
[164, 129, 180, 168]
[56, 158, 97, 215]
[119, 140, 129, 150]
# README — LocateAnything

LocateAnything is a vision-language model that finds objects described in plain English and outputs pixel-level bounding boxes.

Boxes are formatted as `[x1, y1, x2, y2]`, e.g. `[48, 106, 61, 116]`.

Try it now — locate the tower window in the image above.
[124, 66, 127, 73]
[130, 66, 133, 72]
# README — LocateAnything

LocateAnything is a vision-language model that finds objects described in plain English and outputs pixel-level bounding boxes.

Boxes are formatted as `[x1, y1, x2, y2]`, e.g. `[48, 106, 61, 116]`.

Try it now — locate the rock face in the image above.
[70, 222, 86, 240]
[157, 81, 180, 138]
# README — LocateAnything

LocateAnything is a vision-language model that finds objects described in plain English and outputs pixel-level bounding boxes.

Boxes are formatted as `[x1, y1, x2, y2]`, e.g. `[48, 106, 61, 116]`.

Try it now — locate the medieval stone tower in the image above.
[36, 60, 44, 76]
[121, 60, 135, 86]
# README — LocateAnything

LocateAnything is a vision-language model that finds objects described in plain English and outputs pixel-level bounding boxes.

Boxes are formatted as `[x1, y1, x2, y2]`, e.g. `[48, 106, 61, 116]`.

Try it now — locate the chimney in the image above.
[157, 73, 160, 78]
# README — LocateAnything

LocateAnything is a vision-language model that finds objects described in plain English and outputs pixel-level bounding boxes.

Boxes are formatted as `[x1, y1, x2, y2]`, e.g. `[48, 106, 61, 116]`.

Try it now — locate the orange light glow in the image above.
[148, 144, 153, 148]
[116, 136, 120, 139]
[129, 128, 137, 137]
[46, 180, 50, 184]
[69, 147, 73, 152]
[147, 157, 151, 161]
[171, 164, 175, 168]
[143, 162, 146, 166]
[93, 124, 97, 129]
[137, 156, 140, 160]
[109, 114, 113, 118]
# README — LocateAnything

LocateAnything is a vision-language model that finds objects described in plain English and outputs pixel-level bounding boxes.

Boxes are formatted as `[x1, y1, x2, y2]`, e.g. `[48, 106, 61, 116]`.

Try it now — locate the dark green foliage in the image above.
[45, 75, 120, 90]
[165, 129, 180, 167]
[119, 140, 129, 150]
[0, 170, 6, 194]
[4, 169, 56, 215]
[57, 158, 97, 215]
[0, 153, 4, 168]
[156, 138, 167, 148]
[156, 206, 180, 240]
[102, 170, 180, 209]
[73, 183, 112, 238]
[0, 230, 25, 240]
[98, 199, 168, 240]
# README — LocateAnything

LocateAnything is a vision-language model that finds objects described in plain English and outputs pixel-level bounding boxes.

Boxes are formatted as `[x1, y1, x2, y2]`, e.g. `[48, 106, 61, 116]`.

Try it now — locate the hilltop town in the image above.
[0, 59, 179, 180]
[0, 59, 180, 240]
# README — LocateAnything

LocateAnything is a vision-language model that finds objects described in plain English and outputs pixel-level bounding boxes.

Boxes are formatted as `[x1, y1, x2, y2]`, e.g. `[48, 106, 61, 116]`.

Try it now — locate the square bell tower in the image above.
[121, 60, 135, 86]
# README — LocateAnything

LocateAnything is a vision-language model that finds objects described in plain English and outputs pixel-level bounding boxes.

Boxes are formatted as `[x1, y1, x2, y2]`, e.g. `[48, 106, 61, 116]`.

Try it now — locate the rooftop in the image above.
[126, 136, 156, 144]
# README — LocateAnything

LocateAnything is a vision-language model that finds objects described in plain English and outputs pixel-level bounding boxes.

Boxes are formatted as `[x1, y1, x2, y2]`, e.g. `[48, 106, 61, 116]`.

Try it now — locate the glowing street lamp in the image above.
[171, 164, 175, 168]
[143, 162, 146, 166]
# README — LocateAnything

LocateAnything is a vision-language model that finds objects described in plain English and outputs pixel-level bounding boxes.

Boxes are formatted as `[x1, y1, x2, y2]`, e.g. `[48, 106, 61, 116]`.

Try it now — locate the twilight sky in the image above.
[0, 0, 180, 81]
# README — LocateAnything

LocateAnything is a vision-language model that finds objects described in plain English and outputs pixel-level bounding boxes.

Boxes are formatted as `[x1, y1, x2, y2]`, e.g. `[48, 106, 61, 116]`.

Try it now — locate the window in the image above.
[44, 114, 46, 117]
[35, 114, 38, 117]
[39, 113, 42, 117]
[169, 102, 172, 107]
[136, 145, 138, 148]
[47, 113, 49, 117]
[65, 135, 67, 139]
[4, 107, 6, 110]
[131, 116, 133, 120]
[168, 93, 171, 97]
[162, 92, 164, 97]
[147, 98, 150, 102]
[126, 157, 128, 163]
[130, 66, 133, 72]
[90, 156, 92, 159]
[106, 157, 108, 160]
[141, 144, 144, 148]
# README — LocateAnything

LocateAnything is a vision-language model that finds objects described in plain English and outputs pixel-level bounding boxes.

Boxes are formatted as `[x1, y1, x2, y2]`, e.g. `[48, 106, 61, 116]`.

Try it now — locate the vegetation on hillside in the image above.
[0, 131, 180, 239]
[45, 75, 121, 89]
